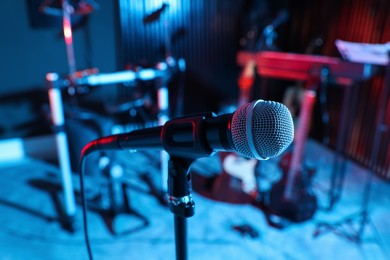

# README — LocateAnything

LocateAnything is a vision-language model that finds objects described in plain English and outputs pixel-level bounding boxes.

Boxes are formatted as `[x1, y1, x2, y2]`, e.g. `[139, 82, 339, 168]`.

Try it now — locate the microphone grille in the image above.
[231, 100, 294, 160]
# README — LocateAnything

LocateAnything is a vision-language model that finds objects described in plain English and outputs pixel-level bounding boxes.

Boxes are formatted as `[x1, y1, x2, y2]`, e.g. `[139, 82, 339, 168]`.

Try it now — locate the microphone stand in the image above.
[162, 112, 219, 260]
[167, 156, 195, 260]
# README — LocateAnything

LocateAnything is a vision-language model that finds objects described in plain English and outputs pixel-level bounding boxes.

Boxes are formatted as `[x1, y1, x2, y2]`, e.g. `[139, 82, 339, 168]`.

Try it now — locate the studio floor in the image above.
[0, 140, 389, 260]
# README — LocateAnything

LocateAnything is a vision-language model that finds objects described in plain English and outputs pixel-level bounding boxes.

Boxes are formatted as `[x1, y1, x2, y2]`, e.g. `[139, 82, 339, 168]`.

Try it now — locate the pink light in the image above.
[63, 20, 73, 45]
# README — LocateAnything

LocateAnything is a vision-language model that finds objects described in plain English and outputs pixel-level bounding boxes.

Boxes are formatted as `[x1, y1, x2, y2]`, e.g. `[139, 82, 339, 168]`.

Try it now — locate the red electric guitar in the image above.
[264, 89, 318, 227]
[191, 58, 259, 204]
[210, 57, 259, 204]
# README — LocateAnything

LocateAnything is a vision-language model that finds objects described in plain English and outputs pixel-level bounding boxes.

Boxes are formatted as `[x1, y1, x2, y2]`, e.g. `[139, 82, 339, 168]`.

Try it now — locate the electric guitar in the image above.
[210, 152, 258, 204]
[210, 57, 259, 204]
[191, 36, 259, 204]
[264, 89, 318, 227]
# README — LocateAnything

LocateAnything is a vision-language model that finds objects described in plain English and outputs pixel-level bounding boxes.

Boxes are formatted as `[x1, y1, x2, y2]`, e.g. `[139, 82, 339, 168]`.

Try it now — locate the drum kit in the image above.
[41, 0, 185, 234]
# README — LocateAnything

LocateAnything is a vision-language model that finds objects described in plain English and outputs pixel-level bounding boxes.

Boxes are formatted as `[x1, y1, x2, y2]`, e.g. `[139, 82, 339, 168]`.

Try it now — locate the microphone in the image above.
[82, 100, 294, 160]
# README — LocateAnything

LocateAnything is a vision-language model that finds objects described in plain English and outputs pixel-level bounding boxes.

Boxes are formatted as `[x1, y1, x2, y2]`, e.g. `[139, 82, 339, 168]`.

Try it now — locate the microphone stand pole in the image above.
[167, 156, 195, 260]
[162, 112, 217, 259]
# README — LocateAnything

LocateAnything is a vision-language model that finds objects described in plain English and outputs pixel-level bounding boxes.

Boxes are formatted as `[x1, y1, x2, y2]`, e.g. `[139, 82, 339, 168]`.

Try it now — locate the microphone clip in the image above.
[167, 156, 195, 218]
[162, 112, 216, 159]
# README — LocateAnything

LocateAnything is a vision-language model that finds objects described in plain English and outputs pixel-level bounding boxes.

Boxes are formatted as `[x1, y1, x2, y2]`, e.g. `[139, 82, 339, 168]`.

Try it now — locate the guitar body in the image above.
[191, 153, 258, 204]
[211, 152, 258, 204]
[266, 152, 317, 224]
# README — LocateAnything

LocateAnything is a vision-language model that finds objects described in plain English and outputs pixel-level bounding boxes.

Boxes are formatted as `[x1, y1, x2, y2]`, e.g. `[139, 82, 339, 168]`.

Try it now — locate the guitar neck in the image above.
[238, 59, 255, 106]
[284, 89, 317, 199]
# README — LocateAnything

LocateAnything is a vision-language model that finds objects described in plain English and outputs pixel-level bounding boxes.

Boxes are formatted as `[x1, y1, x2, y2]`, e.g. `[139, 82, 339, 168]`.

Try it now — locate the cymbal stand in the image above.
[62, 0, 77, 78]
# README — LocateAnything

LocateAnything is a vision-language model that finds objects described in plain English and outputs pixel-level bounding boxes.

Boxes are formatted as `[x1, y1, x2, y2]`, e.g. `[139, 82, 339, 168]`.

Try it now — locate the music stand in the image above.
[313, 42, 390, 243]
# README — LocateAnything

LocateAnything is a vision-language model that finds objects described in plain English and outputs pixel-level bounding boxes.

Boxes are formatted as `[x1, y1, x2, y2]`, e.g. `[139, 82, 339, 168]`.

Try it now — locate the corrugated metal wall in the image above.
[284, 0, 390, 179]
[117, 0, 246, 114]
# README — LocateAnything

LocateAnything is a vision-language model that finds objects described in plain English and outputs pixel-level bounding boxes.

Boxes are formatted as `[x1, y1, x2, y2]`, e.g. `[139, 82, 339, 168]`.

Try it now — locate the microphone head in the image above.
[231, 100, 294, 160]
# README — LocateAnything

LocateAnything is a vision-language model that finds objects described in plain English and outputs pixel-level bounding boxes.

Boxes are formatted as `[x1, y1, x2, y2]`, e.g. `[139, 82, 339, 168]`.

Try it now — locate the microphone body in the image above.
[86, 112, 234, 159]
[82, 100, 294, 160]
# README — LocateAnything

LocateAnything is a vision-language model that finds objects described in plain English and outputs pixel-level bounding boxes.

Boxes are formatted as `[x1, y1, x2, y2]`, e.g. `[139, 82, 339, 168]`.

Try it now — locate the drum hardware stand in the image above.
[45, 63, 173, 231]
[46, 73, 77, 232]
[46, 73, 149, 234]
[44, 2, 91, 232]
[45, 0, 184, 233]
[314, 54, 390, 244]
[86, 153, 150, 235]
[67, 107, 151, 235]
